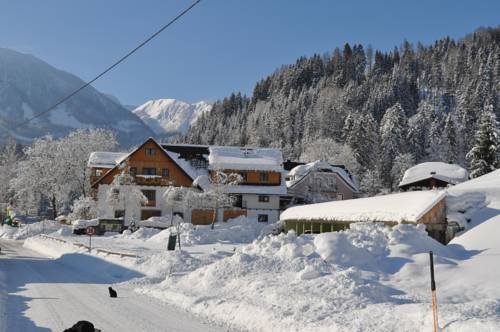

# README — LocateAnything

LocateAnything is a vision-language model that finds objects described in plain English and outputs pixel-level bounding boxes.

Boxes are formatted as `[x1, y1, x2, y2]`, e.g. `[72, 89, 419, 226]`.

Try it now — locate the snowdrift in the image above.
[0, 220, 62, 240]
[136, 222, 499, 331]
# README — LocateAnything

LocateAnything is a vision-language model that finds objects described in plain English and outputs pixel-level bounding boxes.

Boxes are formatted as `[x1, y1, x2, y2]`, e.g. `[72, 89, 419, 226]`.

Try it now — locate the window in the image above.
[141, 190, 156, 202]
[114, 210, 125, 218]
[260, 172, 269, 183]
[258, 195, 270, 203]
[111, 188, 120, 198]
[145, 148, 156, 156]
[162, 168, 170, 177]
[258, 214, 268, 222]
[130, 167, 137, 176]
[240, 172, 248, 182]
[94, 169, 103, 177]
[143, 168, 156, 176]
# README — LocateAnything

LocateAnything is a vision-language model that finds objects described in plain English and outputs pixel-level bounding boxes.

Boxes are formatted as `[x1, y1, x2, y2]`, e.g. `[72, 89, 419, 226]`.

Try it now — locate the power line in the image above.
[12, 0, 203, 131]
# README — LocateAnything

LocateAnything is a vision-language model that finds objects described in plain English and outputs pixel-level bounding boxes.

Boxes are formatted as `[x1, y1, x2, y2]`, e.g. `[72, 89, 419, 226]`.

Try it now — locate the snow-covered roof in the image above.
[164, 149, 208, 180]
[280, 190, 446, 223]
[87, 152, 128, 168]
[399, 162, 469, 188]
[208, 146, 283, 172]
[286, 160, 358, 191]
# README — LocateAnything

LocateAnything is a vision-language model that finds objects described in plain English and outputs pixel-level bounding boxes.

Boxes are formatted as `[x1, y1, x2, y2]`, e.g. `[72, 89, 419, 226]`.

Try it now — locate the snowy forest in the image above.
[183, 27, 500, 193]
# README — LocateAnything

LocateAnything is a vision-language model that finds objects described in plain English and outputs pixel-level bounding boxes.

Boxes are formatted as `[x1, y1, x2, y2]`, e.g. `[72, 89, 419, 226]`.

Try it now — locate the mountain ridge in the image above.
[132, 98, 212, 138]
[0, 47, 155, 146]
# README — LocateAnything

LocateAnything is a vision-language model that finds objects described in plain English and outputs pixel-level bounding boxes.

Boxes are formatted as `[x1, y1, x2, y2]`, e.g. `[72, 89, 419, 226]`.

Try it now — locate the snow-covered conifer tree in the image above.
[467, 105, 499, 178]
[390, 153, 415, 190]
[379, 103, 408, 188]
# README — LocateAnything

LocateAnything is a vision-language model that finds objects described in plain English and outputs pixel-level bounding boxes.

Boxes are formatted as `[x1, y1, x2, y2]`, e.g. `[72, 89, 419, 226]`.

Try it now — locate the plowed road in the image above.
[0, 239, 222, 332]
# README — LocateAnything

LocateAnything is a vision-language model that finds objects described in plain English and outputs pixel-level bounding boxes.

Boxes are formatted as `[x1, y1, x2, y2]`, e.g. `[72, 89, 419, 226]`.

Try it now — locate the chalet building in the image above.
[399, 162, 469, 191]
[280, 190, 450, 244]
[283, 160, 359, 205]
[89, 138, 286, 225]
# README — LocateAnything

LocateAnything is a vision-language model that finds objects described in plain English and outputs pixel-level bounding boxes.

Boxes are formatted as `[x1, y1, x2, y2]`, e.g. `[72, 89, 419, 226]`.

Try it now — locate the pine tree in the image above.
[467, 105, 499, 178]
[379, 103, 408, 188]
[441, 113, 458, 163]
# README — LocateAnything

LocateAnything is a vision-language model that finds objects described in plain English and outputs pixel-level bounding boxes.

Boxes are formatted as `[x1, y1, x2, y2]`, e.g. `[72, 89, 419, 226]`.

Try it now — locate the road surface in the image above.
[0, 239, 223, 332]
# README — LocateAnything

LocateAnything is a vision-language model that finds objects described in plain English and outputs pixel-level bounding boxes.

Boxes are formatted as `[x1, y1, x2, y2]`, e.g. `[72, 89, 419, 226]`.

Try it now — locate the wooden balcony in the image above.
[134, 175, 171, 186]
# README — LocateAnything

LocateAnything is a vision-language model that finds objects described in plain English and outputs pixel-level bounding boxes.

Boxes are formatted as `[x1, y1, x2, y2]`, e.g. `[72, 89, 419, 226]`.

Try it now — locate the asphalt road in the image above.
[0, 239, 222, 332]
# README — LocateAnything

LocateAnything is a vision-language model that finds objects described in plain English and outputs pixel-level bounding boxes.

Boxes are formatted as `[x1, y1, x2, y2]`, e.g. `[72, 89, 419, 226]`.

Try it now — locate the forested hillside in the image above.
[183, 27, 500, 193]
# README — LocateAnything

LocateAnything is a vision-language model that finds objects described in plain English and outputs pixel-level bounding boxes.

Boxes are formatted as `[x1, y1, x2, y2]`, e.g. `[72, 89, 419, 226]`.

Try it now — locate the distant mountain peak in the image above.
[0, 47, 154, 146]
[132, 98, 212, 137]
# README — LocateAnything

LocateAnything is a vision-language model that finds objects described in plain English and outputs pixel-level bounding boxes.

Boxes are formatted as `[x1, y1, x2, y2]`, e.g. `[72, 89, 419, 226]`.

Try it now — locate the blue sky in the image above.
[0, 0, 498, 106]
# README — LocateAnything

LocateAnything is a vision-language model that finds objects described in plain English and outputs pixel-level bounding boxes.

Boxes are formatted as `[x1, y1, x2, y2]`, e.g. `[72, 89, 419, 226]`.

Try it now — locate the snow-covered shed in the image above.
[399, 162, 469, 191]
[280, 190, 448, 243]
[286, 160, 359, 203]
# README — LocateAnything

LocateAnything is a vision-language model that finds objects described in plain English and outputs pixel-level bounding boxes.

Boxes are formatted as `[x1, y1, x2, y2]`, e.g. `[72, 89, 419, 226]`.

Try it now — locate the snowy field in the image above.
[2, 171, 500, 331]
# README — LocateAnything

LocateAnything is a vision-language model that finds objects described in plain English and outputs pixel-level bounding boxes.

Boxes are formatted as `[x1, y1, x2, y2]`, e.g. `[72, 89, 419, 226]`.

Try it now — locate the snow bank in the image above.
[147, 216, 270, 246]
[136, 222, 500, 331]
[0, 220, 62, 240]
[138, 216, 171, 228]
[23, 235, 81, 258]
[119, 227, 162, 240]
[281, 190, 446, 223]
[399, 161, 469, 187]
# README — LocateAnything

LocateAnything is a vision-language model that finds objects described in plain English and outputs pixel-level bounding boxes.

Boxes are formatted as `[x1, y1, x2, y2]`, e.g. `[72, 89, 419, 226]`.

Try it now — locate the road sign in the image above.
[86, 226, 96, 236]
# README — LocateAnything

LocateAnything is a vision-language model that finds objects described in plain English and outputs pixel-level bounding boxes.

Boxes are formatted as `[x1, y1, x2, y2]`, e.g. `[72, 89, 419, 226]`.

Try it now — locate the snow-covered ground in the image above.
[3, 170, 500, 331]
[0, 239, 221, 332]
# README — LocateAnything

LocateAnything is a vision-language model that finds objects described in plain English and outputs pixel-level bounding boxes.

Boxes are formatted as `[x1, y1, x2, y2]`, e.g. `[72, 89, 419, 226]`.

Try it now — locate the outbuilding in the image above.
[399, 162, 468, 191]
[280, 190, 448, 243]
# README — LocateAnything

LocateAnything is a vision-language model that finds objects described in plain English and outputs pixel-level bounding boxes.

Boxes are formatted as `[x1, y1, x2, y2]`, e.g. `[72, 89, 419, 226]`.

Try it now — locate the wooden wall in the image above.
[223, 209, 247, 221]
[93, 140, 193, 188]
[191, 208, 216, 225]
[211, 169, 281, 185]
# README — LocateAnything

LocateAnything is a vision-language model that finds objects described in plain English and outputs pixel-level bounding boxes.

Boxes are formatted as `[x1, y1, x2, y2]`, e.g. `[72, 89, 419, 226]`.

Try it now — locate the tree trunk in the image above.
[82, 167, 87, 198]
[211, 203, 217, 230]
[51, 195, 57, 220]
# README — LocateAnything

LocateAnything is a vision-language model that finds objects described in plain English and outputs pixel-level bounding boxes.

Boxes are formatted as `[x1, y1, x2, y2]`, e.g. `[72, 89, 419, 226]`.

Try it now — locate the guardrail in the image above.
[38, 234, 139, 258]
[94, 248, 139, 258]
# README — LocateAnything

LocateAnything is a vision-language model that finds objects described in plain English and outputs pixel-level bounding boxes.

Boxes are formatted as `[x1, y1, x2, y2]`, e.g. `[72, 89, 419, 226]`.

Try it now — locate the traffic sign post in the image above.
[86, 226, 96, 253]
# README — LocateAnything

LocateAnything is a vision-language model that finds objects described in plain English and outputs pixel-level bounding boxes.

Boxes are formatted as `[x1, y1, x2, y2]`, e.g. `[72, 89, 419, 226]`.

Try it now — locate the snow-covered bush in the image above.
[68, 196, 98, 221]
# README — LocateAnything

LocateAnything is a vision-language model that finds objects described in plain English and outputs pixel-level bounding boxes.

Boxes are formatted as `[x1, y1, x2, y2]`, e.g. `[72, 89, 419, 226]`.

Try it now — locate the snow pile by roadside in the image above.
[118, 227, 163, 240]
[136, 221, 500, 331]
[23, 235, 81, 258]
[0, 220, 62, 240]
[147, 216, 271, 246]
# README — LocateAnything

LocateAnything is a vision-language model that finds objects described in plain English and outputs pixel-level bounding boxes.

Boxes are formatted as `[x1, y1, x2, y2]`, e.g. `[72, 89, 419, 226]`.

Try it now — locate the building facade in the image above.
[89, 138, 286, 225]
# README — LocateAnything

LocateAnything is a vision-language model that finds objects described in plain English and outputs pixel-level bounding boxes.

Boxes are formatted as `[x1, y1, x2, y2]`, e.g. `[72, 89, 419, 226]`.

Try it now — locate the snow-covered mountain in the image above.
[132, 99, 211, 137]
[0, 48, 155, 146]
